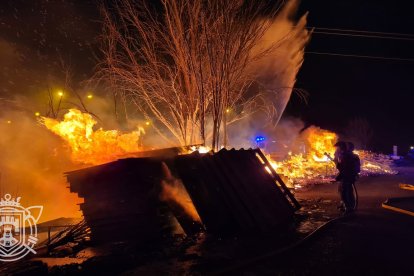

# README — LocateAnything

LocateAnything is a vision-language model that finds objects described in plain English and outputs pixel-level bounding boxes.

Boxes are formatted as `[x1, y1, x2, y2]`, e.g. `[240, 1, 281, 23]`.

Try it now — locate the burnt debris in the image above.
[66, 148, 300, 244]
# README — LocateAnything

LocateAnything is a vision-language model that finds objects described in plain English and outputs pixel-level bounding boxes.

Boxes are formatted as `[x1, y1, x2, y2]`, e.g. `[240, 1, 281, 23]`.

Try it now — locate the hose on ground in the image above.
[353, 182, 359, 210]
[211, 214, 352, 275]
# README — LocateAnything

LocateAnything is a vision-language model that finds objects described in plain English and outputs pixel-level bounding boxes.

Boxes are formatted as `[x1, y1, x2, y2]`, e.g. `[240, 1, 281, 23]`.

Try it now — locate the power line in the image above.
[308, 26, 414, 38]
[305, 51, 414, 62]
[311, 30, 414, 41]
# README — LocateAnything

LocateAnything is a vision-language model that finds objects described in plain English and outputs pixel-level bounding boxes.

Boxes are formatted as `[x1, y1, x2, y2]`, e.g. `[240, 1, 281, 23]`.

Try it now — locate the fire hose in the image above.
[212, 183, 358, 274]
[352, 182, 359, 210]
[332, 180, 359, 211]
[211, 214, 353, 275]
[212, 156, 359, 274]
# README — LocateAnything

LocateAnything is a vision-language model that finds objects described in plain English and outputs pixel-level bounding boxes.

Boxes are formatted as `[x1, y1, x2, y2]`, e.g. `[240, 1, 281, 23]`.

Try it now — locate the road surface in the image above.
[240, 167, 414, 275]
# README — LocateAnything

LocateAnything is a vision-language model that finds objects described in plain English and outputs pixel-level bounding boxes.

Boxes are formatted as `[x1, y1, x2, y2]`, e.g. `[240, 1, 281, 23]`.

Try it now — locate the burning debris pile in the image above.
[269, 127, 338, 187]
[42, 110, 397, 190]
[357, 150, 397, 176]
[268, 127, 397, 187]
[42, 109, 145, 165]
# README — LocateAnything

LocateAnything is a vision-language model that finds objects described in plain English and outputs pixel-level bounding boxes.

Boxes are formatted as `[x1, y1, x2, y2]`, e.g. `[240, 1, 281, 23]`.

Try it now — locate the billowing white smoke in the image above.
[228, 0, 310, 149]
[252, 0, 311, 125]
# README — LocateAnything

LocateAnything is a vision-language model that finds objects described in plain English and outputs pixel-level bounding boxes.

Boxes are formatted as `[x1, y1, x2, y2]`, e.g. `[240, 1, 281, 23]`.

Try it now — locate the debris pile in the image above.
[66, 149, 300, 244]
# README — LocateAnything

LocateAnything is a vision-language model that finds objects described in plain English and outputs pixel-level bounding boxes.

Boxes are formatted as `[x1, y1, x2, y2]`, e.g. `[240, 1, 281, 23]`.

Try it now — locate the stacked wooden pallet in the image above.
[67, 157, 172, 243]
[174, 148, 300, 236]
[66, 148, 300, 243]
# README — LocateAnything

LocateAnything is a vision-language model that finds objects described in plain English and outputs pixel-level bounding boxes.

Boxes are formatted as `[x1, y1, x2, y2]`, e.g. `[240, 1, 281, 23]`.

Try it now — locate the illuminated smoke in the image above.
[252, 0, 311, 125]
[0, 109, 82, 222]
[160, 162, 201, 223]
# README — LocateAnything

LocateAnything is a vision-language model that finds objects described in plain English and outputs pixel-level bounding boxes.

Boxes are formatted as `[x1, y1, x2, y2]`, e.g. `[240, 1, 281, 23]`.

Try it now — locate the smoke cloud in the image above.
[0, 108, 82, 222]
[227, 116, 305, 156]
[252, 0, 311, 125]
[0, 0, 311, 223]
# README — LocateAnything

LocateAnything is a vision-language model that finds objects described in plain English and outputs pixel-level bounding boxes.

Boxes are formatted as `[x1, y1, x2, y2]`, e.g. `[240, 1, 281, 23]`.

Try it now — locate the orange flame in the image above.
[302, 127, 337, 162]
[267, 126, 396, 187]
[42, 109, 145, 165]
[268, 127, 337, 186]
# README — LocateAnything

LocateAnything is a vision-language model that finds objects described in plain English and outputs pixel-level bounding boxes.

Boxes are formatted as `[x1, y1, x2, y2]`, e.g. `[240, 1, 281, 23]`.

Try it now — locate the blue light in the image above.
[255, 136, 266, 142]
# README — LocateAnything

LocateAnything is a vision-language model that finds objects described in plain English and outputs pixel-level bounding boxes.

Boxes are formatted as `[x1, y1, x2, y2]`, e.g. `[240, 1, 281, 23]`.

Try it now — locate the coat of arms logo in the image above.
[0, 194, 43, 262]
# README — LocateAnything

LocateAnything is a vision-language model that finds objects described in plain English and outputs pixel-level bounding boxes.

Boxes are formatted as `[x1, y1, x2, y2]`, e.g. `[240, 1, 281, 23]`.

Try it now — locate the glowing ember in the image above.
[265, 126, 397, 187]
[42, 110, 396, 186]
[356, 150, 397, 176]
[42, 109, 145, 165]
[265, 127, 338, 187]
[189, 145, 211, 154]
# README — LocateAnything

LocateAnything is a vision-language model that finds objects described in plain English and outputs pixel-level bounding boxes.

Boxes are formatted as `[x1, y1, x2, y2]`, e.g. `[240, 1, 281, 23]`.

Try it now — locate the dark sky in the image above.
[0, 0, 99, 99]
[1, 0, 413, 153]
[286, 0, 414, 152]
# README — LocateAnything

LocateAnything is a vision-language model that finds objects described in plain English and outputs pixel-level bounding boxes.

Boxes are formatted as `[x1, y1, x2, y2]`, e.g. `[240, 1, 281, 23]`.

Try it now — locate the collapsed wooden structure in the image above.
[66, 148, 300, 243]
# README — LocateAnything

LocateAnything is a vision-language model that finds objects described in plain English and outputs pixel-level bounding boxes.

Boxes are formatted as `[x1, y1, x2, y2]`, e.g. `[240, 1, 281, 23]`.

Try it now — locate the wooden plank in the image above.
[241, 150, 294, 227]
[254, 149, 301, 210]
[174, 153, 236, 234]
[66, 149, 299, 241]
[220, 149, 285, 231]
[213, 149, 266, 232]
[176, 149, 297, 235]
[209, 152, 257, 230]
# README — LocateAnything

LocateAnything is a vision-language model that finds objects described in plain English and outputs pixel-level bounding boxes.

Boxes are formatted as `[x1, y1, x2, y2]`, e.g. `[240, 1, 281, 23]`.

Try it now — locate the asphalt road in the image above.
[241, 167, 414, 275]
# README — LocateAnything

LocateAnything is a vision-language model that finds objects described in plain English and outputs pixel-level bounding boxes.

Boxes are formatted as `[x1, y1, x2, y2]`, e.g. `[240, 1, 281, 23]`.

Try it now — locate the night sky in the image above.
[287, 0, 414, 153]
[0, 0, 413, 153]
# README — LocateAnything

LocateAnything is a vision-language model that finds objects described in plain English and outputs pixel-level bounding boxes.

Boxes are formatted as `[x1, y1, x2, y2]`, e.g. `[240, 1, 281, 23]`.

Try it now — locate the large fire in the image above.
[42, 109, 145, 165]
[268, 127, 397, 187]
[269, 127, 338, 187]
[42, 110, 396, 188]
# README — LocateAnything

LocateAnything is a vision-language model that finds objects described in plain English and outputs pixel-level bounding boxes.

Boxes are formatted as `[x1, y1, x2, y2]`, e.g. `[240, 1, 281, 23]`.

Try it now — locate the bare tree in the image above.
[97, 0, 306, 150]
[45, 57, 101, 121]
[345, 117, 374, 150]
